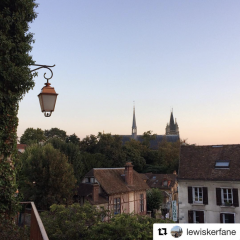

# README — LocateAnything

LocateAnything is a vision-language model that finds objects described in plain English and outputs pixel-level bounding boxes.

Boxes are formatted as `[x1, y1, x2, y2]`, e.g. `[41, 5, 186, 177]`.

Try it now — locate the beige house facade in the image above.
[179, 145, 240, 223]
[76, 162, 149, 218]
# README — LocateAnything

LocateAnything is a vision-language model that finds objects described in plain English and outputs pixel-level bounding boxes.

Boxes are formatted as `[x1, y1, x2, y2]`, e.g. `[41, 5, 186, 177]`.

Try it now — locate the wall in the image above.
[179, 180, 240, 223]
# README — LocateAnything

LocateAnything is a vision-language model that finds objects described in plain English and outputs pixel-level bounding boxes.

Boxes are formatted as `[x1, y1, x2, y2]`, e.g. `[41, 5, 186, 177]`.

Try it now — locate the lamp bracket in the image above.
[30, 64, 55, 83]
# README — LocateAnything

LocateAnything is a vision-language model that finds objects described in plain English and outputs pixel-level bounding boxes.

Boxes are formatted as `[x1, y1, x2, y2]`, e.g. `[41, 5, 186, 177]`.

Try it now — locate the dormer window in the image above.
[163, 180, 168, 186]
[215, 161, 230, 169]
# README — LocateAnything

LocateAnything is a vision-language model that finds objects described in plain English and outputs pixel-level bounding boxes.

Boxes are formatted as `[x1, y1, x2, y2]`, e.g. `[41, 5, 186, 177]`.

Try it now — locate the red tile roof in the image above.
[85, 168, 149, 195]
[17, 144, 27, 150]
[179, 144, 240, 181]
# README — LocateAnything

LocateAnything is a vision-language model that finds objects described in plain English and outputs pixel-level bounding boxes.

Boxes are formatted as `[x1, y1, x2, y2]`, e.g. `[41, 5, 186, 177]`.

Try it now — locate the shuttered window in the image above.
[216, 188, 239, 207]
[188, 186, 208, 204]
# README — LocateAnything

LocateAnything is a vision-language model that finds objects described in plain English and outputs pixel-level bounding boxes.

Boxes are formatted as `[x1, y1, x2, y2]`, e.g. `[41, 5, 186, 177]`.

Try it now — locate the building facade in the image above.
[178, 145, 240, 223]
[76, 162, 149, 218]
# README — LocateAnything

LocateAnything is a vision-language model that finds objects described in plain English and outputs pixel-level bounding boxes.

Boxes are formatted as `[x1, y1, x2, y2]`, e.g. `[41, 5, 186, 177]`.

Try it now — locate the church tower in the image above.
[132, 105, 137, 140]
[166, 110, 179, 135]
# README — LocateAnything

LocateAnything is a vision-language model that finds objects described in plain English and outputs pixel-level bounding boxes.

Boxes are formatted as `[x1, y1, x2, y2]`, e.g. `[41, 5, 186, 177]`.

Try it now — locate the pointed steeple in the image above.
[169, 111, 175, 131]
[166, 109, 179, 135]
[132, 103, 137, 140]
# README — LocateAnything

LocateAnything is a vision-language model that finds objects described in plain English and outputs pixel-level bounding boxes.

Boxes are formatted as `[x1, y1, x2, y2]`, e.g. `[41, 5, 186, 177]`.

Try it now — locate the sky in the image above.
[17, 0, 240, 145]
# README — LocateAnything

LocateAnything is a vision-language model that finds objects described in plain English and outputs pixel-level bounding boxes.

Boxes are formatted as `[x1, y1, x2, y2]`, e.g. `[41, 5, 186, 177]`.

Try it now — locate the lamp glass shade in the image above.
[38, 94, 57, 112]
[38, 83, 58, 114]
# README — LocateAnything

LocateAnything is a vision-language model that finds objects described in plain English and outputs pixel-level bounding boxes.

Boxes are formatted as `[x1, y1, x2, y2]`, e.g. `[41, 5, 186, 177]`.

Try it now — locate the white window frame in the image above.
[192, 187, 203, 203]
[221, 188, 233, 205]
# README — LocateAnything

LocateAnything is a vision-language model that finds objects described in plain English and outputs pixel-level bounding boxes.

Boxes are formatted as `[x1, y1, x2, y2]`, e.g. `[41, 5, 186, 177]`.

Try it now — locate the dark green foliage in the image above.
[20, 127, 46, 144]
[123, 139, 146, 172]
[66, 133, 80, 145]
[95, 133, 126, 167]
[41, 202, 108, 240]
[81, 152, 110, 174]
[0, 218, 29, 240]
[41, 203, 170, 240]
[147, 188, 163, 212]
[141, 131, 157, 148]
[48, 138, 84, 182]
[18, 144, 76, 210]
[79, 134, 98, 153]
[44, 128, 67, 141]
[90, 213, 169, 240]
[0, 0, 37, 216]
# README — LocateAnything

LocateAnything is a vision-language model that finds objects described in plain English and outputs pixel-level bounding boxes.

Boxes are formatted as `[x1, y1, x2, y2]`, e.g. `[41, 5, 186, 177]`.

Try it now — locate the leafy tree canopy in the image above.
[0, 0, 38, 217]
[66, 133, 80, 145]
[48, 138, 84, 183]
[20, 127, 46, 144]
[18, 143, 76, 210]
[147, 188, 163, 212]
[41, 203, 170, 240]
[44, 128, 67, 141]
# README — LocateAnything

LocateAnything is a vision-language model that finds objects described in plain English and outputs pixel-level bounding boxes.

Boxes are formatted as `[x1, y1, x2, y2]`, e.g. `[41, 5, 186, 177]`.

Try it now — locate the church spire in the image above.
[169, 110, 175, 131]
[132, 103, 137, 140]
[166, 109, 179, 135]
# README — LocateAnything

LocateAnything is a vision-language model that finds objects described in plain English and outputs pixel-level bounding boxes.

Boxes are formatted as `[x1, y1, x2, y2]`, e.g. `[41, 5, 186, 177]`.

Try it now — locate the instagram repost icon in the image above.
[171, 226, 183, 238]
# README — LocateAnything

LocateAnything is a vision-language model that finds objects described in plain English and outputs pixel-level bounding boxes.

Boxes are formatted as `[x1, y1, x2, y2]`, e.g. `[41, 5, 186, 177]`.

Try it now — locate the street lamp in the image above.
[30, 64, 58, 117]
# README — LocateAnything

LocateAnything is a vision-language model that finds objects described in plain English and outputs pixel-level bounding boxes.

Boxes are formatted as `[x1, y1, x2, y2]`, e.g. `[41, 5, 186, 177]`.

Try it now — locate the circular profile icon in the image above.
[171, 226, 183, 238]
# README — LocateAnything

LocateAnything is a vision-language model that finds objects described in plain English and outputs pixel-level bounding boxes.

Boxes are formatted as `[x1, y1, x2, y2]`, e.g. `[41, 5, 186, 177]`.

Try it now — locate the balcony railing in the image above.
[17, 202, 49, 240]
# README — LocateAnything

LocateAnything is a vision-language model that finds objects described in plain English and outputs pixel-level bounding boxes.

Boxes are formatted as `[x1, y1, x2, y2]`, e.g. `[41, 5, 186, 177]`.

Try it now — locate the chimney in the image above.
[167, 180, 171, 187]
[125, 162, 134, 185]
[92, 183, 99, 203]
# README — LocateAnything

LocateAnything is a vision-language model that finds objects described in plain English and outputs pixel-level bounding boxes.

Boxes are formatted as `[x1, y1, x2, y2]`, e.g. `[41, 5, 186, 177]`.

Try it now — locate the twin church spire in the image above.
[131, 105, 179, 139]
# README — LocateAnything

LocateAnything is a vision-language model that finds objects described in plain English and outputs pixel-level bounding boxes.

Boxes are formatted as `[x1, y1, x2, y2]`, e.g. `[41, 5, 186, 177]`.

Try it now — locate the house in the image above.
[17, 144, 27, 153]
[75, 162, 149, 217]
[142, 172, 178, 218]
[178, 145, 240, 223]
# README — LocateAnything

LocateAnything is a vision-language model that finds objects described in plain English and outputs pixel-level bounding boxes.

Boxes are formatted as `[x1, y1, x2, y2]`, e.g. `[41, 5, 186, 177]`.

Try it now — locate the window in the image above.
[114, 198, 121, 215]
[215, 161, 230, 169]
[140, 194, 144, 212]
[188, 210, 204, 223]
[216, 188, 239, 207]
[222, 189, 232, 205]
[188, 186, 208, 204]
[220, 213, 235, 223]
[193, 187, 203, 203]
[163, 180, 168, 187]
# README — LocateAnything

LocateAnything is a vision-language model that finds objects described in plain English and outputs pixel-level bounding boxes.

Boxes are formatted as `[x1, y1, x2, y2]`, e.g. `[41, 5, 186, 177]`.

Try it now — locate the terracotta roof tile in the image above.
[85, 168, 149, 195]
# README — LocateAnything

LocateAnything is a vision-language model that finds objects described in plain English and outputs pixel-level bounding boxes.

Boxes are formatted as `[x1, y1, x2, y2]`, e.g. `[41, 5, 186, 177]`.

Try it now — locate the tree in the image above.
[79, 134, 98, 153]
[147, 188, 163, 212]
[90, 213, 169, 240]
[18, 144, 76, 210]
[0, 0, 38, 217]
[66, 133, 80, 145]
[20, 127, 46, 144]
[123, 139, 146, 172]
[141, 130, 157, 148]
[49, 138, 84, 183]
[96, 133, 126, 167]
[41, 202, 108, 240]
[45, 128, 67, 141]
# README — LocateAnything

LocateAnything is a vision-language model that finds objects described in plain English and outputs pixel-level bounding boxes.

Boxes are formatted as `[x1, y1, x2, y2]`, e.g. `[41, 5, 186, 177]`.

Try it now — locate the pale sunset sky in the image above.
[17, 1, 240, 145]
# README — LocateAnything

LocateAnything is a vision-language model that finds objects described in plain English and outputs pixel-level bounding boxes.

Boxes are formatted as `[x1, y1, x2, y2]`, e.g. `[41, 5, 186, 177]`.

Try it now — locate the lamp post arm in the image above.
[30, 64, 55, 83]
